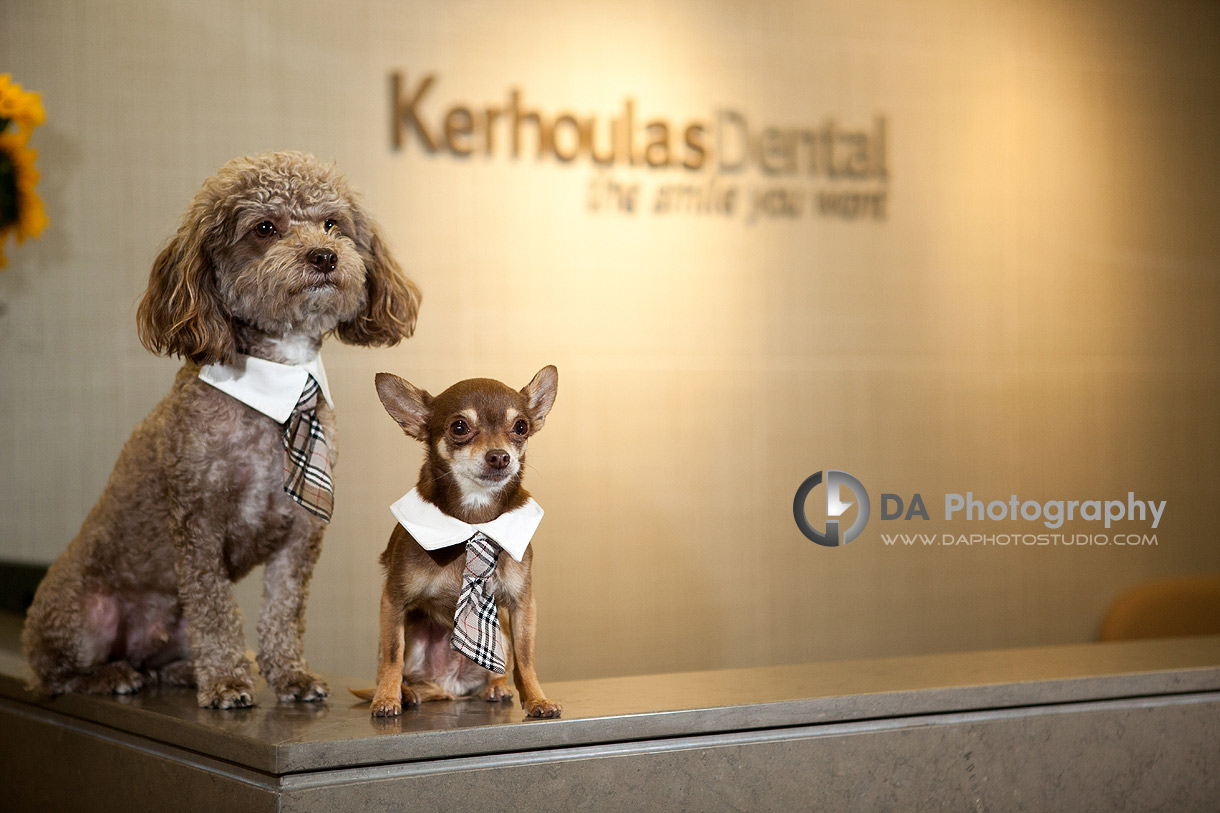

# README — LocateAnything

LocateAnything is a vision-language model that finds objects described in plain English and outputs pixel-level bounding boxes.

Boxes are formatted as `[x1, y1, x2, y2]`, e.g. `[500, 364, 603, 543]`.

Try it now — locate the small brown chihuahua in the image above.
[352, 366, 562, 718]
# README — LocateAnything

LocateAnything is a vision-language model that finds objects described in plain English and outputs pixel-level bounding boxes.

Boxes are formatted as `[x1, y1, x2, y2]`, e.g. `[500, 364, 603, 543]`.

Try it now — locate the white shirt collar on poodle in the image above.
[390, 487, 543, 563]
[198, 353, 333, 424]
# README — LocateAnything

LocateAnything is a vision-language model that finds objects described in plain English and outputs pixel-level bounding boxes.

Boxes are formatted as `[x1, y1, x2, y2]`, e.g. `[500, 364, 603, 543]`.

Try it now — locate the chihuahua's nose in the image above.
[485, 449, 511, 470]
[308, 248, 337, 273]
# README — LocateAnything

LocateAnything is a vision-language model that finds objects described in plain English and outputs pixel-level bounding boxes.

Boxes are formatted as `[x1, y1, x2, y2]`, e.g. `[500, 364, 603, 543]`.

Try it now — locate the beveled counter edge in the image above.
[2, 635, 1219, 776]
[294, 664, 1220, 773]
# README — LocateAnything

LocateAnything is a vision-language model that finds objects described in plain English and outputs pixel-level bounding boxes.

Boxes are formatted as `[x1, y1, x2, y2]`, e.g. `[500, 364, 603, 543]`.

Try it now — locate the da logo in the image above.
[793, 470, 871, 547]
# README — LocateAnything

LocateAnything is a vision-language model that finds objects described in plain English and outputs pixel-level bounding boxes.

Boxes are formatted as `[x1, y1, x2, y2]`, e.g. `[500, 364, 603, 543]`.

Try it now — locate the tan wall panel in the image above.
[1, 0, 1217, 682]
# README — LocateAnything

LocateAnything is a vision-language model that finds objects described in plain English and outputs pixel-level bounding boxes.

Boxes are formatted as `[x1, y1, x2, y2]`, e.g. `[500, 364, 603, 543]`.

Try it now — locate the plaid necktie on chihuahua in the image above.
[451, 533, 506, 673]
[282, 377, 334, 522]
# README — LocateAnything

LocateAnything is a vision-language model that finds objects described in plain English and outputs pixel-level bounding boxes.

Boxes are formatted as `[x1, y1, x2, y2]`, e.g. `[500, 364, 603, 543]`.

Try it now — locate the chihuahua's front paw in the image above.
[523, 697, 562, 718]
[480, 679, 513, 703]
[198, 679, 256, 709]
[370, 689, 402, 717]
[271, 670, 329, 703]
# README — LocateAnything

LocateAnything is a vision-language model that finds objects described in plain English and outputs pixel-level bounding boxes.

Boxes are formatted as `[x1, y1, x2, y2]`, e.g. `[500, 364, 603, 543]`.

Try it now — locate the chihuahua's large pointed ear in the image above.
[376, 372, 432, 441]
[337, 210, 422, 348]
[522, 365, 558, 431]
[136, 215, 236, 367]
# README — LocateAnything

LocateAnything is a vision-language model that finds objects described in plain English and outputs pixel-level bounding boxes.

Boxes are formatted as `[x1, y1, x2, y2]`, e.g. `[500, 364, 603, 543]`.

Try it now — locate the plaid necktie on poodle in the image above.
[282, 377, 334, 522]
[451, 533, 506, 673]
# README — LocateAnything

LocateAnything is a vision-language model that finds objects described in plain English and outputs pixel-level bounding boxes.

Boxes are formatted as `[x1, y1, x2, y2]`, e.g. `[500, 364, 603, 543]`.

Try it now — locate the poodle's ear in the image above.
[136, 216, 236, 366]
[336, 208, 421, 347]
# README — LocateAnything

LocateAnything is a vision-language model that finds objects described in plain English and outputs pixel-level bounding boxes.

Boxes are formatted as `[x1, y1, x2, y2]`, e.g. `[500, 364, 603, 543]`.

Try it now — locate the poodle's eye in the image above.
[254, 221, 277, 238]
[323, 218, 339, 233]
[513, 419, 529, 436]
[450, 419, 470, 437]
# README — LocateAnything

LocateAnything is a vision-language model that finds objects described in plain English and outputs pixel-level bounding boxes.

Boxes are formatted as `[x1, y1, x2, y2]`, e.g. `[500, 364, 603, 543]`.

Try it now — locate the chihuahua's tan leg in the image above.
[509, 593, 561, 718]
[481, 675, 513, 702]
[256, 526, 329, 703]
[371, 587, 407, 716]
[479, 609, 514, 702]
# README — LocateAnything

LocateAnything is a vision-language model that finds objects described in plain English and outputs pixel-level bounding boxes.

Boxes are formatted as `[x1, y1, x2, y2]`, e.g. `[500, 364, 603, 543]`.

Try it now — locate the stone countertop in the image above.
[2, 631, 1219, 777]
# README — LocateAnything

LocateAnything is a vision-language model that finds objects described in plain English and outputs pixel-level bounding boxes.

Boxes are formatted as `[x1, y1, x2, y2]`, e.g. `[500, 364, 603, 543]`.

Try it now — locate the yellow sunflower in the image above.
[0, 74, 48, 268]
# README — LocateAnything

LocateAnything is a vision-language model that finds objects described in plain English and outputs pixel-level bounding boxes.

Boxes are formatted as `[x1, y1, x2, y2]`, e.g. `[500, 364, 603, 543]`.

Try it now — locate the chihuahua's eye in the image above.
[324, 218, 339, 233]
[254, 221, 277, 238]
[450, 419, 469, 437]
[513, 419, 529, 436]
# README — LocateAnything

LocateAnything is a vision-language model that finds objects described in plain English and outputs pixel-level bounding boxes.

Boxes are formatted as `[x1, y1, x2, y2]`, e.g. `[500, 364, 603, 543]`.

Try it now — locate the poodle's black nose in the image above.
[308, 248, 337, 272]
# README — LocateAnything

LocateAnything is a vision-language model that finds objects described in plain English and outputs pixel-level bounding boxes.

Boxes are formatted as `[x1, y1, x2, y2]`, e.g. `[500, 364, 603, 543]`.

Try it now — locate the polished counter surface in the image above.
[2, 632, 1219, 777]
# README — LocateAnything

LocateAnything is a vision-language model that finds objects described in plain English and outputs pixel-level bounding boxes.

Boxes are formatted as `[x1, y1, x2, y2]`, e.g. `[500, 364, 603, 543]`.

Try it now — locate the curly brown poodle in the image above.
[22, 151, 421, 709]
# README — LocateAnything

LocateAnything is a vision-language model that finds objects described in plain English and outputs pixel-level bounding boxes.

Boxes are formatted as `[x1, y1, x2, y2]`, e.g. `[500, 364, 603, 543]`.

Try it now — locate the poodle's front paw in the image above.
[154, 659, 197, 687]
[271, 670, 329, 703]
[72, 662, 145, 696]
[198, 679, 255, 709]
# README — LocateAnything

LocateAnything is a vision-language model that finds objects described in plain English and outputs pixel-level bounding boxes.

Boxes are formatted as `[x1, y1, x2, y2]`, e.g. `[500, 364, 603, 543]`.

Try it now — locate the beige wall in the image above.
[1, 0, 1218, 682]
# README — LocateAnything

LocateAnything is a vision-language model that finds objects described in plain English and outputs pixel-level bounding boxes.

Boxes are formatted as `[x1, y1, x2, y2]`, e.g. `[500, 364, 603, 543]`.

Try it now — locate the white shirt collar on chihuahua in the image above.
[390, 488, 543, 564]
[198, 353, 333, 424]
